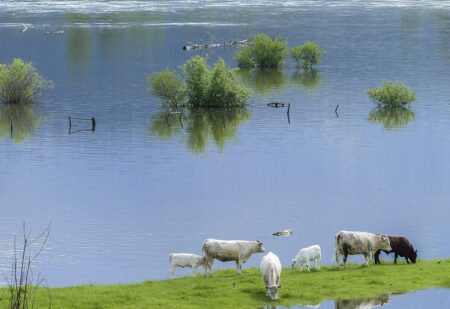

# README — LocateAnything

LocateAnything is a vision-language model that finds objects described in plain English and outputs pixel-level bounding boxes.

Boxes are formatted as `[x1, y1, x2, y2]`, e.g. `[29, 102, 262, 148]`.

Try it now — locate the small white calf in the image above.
[260, 252, 282, 301]
[291, 245, 321, 271]
[168, 253, 206, 277]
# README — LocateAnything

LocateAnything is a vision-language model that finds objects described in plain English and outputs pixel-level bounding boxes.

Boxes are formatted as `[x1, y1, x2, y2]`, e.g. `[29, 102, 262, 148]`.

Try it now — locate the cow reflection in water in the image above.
[335, 293, 390, 309]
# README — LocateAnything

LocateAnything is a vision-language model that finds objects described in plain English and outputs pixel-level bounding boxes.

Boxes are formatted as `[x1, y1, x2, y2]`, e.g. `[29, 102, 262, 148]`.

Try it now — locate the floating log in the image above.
[267, 102, 285, 108]
[183, 39, 250, 51]
[272, 229, 293, 237]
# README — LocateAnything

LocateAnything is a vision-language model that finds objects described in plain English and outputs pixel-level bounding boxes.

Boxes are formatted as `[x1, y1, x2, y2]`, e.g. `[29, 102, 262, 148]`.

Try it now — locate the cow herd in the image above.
[168, 230, 418, 301]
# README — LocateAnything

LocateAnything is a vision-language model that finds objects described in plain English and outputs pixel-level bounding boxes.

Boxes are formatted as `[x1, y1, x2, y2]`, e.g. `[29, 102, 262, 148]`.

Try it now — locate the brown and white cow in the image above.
[374, 235, 417, 264]
[335, 231, 391, 268]
[202, 239, 265, 275]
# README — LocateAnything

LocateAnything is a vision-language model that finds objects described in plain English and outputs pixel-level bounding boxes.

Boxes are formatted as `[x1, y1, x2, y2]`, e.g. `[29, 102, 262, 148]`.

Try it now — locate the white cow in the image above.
[260, 252, 282, 301]
[202, 239, 265, 275]
[335, 231, 391, 268]
[291, 244, 321, 271]
[168, 253, 207, 277]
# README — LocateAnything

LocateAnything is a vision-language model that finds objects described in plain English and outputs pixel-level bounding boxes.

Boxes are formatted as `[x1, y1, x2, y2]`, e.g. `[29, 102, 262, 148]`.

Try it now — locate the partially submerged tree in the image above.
[0, 59, 53, 104]
[236, 34, 288, 68]
[290, 42, 324, 68]
[148, 69, 186, 107]
[149, 56, 250, 108]
[367, 81, 416, 107]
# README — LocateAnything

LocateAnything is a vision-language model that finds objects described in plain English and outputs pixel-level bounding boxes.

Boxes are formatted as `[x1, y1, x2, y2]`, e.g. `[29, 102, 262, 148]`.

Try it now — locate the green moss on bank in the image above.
[2, 259, 450, 308]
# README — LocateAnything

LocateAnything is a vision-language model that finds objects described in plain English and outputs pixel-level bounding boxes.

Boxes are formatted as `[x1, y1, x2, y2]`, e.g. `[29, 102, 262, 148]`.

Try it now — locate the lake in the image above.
[0, 0, 449, 302]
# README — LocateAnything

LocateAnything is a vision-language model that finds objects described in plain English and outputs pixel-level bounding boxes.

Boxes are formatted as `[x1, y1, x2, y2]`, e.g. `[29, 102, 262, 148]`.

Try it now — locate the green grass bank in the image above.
[2, 259, 449, 308]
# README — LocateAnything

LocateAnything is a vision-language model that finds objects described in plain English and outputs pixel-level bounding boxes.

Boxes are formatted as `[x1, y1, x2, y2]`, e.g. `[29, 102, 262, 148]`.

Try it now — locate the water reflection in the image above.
[66, 14, 92, 74]
[0, 104, 41, 142]
[150, 108, 250, 153]
[335, 293, 390, 309]
[237, 68, 288, 95]
[291, 69, 321, 91]
[368, 107, 415, 130]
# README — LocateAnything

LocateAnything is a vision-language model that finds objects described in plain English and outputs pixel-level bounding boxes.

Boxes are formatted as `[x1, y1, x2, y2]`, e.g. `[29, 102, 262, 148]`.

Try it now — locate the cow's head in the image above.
[266, 284, 281, 301]
[291, 259, 296, 269]
[409, 250, 418, 263]
[378, 236, 392, 252]
[256, 240, 265, 253]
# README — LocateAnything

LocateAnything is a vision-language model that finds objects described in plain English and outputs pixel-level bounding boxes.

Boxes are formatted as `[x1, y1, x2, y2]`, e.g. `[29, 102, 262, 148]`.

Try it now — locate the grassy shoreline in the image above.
[2, 259, 449, 308]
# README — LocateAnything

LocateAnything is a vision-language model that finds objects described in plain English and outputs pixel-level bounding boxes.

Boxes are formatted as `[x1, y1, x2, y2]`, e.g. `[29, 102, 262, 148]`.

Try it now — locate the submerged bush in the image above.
[290, 42, 324, 68]
[0, 58, 53, 104]
[149, 56, 250, 108]
[148, 69, 186, 107]
[236, 34, 288, 68]
[367, 81, 416, 107]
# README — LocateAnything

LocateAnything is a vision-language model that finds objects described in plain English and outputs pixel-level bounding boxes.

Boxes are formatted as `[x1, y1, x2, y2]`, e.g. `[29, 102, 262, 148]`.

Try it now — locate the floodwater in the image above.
[0, 1, 450, 304]
[276, 288, 450, 308]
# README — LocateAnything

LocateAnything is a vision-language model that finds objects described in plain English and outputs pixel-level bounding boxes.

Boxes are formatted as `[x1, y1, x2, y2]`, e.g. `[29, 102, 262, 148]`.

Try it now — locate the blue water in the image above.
[0, 4, 449, 305]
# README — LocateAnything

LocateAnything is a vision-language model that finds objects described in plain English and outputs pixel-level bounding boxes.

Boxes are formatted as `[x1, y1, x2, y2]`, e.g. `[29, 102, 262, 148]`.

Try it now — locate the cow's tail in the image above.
[168, 253, 173, 264]
[333, 232, 342, 263]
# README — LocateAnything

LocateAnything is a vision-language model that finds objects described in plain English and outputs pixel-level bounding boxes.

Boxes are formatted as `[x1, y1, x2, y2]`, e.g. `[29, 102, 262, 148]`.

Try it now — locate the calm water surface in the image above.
[1, 2, 450, 302]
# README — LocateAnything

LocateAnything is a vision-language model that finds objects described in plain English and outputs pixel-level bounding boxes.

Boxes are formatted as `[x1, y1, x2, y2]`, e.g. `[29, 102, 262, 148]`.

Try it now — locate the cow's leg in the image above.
[170, 266, 176, 278]
[335, 251, 341, 269]
[236, 260, 243, 275]
[405, 257, 410, 264]
[342, 244, 352, 268]
[192, 265, 197, 276]
[306, 260, 310, 272]
[206, 258, 214, 276]
[394, 253, 398, 264]
[343, 253, 348, 268]
[315, 258, 320, 270]
[374, 250, 381, 265]
[363, 254, 370, 267]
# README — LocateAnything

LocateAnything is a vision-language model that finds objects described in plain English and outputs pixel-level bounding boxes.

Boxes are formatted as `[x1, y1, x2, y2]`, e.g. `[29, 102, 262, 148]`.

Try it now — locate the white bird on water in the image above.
[22, 24, 28, 33]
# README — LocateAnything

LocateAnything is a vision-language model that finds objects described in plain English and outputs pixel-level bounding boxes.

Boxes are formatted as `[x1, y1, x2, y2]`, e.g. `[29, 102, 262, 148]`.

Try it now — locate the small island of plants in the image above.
[0, 58, 53, 104]
[367, 81, 416, 107]
[149, 56, 250, 108]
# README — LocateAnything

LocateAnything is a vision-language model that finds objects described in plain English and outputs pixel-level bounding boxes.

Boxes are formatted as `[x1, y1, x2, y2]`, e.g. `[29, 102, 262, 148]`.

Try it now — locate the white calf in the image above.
[260, 252, 282, 301]
[291, 245, 321, 271]
[168, 253, 206, 277]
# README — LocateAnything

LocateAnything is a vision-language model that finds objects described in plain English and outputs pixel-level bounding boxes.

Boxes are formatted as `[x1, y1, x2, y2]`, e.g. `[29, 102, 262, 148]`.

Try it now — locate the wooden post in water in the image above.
[91, 117, 96, 132]
[287, 103, 291, 124]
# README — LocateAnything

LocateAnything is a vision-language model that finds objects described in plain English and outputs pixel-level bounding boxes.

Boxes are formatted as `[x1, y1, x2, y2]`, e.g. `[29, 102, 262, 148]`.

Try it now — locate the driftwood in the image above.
[267, 102, 285, 108]
[183, 39, 250, 51]
[272, 229, 293, 237]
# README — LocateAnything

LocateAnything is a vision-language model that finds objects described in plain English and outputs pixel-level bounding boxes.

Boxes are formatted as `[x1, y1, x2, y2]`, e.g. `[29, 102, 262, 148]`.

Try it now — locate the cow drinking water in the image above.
[260, 252, 282, 301]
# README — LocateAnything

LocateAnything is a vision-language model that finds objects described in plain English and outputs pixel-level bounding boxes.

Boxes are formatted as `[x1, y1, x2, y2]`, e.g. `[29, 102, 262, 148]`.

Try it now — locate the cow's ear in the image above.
[278, 284, 282, 289]
[257, 240, 262, 244]
[415, 250, 418, 254]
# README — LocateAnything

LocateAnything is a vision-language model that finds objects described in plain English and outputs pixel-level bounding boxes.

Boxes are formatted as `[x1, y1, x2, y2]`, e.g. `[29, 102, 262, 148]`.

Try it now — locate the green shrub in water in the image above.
[290, 42, 324, 68]
[367, 81, 416, 107]
[0, 58, 53, 104]
[148, 69, 186, 107]
[236, 33, 288, 68]
[149, 56, 250, 108]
